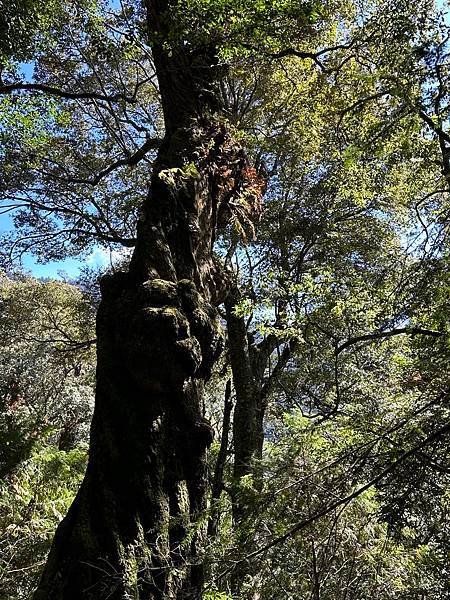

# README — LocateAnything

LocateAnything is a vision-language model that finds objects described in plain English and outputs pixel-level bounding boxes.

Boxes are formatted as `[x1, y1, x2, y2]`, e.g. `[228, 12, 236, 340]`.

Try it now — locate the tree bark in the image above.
[224, 292, 267, 599]
[225, 294, 264, 491]
[33, 2, 262, 599]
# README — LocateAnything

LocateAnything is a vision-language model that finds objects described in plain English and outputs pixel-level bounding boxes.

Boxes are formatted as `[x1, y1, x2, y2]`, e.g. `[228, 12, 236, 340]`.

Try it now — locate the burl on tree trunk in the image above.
[33, 2, 263, 599]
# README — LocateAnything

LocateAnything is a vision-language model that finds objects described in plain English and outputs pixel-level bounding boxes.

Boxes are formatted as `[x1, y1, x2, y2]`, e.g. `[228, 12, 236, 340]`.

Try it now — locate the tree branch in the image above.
[336, 327, 443, 356]
[60, 138, 162, 186]
[261, 339, 298, 400]
[0, 82, 137, 103]
[417, 109, 450, 146]
[238, 40, 357, 73]
[221, 419, 450, 571]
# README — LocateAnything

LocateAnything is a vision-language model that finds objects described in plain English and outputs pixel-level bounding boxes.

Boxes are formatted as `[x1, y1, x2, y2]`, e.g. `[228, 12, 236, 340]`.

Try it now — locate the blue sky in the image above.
[1, 54, 121, 280]
[0, 213, 114, 279]
[21, 255, 85, 279]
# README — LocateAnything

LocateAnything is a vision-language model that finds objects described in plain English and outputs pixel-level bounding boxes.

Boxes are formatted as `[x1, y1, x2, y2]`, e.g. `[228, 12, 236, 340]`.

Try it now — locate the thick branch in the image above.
[336, 327, 443, 355]
[418, 109, 450, 146]
[66, 138, 162, 186]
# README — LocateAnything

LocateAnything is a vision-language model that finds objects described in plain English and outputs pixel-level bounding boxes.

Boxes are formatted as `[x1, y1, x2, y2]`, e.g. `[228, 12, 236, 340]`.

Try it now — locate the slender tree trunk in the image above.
[33, 2, 262, 599]
[208, 379, 233, 538]
[224, 293, 266, 599]
[226, 293, 295, 597]
[225, 290, 275, 517]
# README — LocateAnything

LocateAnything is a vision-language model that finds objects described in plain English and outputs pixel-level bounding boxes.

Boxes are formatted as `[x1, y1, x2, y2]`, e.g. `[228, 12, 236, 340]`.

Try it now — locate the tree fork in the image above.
[33, 2, 262, 598]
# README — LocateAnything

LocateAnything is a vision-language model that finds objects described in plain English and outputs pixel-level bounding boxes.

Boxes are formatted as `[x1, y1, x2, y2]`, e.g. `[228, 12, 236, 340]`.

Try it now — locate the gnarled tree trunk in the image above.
[33, 2, 262, 599]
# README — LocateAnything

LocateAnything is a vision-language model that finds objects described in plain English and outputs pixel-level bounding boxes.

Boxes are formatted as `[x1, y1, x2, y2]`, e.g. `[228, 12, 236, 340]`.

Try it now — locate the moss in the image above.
[176, 480, 190, 523]
[117, 527, 146, 600]
[142, 279, 178, 306]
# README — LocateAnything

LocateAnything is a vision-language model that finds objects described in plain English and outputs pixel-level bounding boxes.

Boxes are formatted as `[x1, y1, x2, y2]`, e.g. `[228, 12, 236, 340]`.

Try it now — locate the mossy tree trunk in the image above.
[33, 2, 262, 599]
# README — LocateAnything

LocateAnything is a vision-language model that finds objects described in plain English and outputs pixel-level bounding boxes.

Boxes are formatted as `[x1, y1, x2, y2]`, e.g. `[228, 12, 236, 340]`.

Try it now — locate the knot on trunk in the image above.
[176, 278, 224, 376]
[101, 274, 223, 392]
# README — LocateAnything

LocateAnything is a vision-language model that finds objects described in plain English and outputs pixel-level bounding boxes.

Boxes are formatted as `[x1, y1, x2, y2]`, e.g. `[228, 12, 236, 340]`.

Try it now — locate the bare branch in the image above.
[239, 40, 357, 73]
[57, 137, 162, 186]
[0, 82, 137, 103]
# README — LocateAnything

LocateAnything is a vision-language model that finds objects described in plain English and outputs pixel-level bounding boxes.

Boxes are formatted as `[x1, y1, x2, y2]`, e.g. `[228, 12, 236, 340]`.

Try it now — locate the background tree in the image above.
[0, 271, 95, 478]
[0, 271, 95, 599]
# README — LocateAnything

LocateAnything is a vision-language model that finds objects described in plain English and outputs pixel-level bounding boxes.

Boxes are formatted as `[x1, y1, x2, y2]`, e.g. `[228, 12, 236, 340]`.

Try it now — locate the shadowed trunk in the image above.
[225, 297, 263, 485]
[33, 2, 262, 599]
[208, 378, 233, 538]
[226, 291, 295, 597]
[224, 292, 265, 599]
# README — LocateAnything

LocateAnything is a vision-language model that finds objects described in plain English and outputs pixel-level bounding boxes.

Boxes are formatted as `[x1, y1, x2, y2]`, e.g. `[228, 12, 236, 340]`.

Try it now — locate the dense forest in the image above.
[0, 0, 449, 598]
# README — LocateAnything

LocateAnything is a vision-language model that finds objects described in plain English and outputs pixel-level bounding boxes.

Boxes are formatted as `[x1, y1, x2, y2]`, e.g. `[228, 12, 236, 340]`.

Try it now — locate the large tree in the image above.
[1, 0, 450, 598]
[29, 0, 269, 597]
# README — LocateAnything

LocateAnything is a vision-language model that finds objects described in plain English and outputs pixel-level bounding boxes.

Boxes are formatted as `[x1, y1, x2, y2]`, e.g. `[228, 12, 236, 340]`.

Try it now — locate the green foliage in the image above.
[0, 272, 95, 477]
[207, 406, 449, 598]
[0, 0, 65, 61]
[0, 0, 159, 262]
[204, 591, 231, 600]
[164, 0, 324, 52]
[0, 445, 87, 599]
